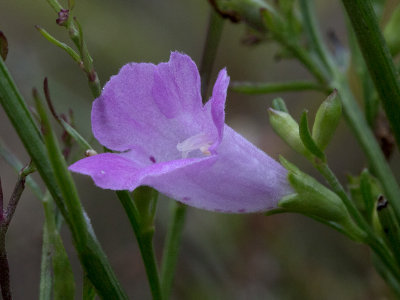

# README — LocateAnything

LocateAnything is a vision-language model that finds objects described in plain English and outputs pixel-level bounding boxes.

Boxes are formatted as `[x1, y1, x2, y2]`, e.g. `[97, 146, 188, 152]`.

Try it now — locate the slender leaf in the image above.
[0, 57, 127, 299]
[342, 0, 400, 149]
[299, 111, 326, 161]
[231, 80, 325, 94]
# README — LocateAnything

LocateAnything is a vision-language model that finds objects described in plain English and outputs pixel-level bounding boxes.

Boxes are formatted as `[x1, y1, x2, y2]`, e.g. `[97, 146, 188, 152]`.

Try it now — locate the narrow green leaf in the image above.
[230, 80, 325, 94]
[39, 224, 52, 300]
[35, 26, 81, 64]
[45, 0, 63, 13]
[83, 275, 96, 300]
[0, 58, 127, 299]
[0, 31, 8, 61]
[34, 92, 87, 245]
[299, 111, 326, 161]
[60, 119, 92, 150]
[42, 196, 75, 300]
[342, 0, 400, 150]
[360, 169, 378, 222]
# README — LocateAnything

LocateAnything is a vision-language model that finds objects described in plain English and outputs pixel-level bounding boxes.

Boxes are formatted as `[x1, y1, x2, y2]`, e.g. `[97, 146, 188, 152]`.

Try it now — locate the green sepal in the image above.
[282, 171, 348, 221]
[60, 119, 92, 151]
[279, 155, 300, 173]
[312, 90, 342, 150]
[384, 4, 400, 56]
[299, 110, 326, 161]
[133, 186, 159, 230]
[268, 108, 311, 158]
[278, 164, 365, 241]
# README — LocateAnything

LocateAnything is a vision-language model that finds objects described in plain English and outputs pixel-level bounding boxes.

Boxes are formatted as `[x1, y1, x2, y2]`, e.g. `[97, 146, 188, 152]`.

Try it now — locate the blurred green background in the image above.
[0, 0, 396, 299]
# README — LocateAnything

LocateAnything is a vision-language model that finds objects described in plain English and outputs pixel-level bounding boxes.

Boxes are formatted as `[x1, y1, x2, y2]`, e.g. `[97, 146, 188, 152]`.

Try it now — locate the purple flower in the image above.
[69, 52, 292, 213]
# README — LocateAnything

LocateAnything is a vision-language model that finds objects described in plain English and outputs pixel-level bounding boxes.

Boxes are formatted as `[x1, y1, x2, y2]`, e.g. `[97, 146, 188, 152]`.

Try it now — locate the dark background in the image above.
[1, 0, 397, 298]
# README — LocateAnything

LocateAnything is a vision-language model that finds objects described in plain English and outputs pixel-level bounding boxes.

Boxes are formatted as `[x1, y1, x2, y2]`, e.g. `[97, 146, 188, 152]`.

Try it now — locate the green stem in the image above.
[298, 0, 335, 78]
[160, 203, 187, 299]
[277, 34, 326, 84]
[0, 226, 10, 300]
[341, 0, 400, 150]
[200, 9, 224, 99]
[158, 8, 225, 299]
[332, 76, 400, 226]
[315, 162, 400, 281]
[230, 80, 328, 94]
[116, 191, 161, 300]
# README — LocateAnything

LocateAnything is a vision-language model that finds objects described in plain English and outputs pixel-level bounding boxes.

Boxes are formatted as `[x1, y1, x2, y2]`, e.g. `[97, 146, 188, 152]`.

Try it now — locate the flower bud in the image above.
[268, 108, 311, 157]
[312, 89, 341, 150]
[384, 4, 400, 56]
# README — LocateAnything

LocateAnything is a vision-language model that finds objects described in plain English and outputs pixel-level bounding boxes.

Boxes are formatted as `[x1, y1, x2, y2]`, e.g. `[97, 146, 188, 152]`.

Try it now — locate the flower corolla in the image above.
[69, 52, 292, 213]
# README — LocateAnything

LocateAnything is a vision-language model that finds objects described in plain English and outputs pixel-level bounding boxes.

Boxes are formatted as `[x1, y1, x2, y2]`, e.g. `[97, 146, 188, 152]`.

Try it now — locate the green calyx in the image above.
[279, 157, 365, 241]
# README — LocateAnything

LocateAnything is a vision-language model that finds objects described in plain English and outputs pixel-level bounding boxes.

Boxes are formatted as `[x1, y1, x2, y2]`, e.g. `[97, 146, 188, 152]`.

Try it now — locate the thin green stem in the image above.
[341, 0, 400, 150]
[230, 80, 328, 94]
[158, 8, 225, 299]
[116, 191, 162, 300]
[332, 76, 400, 226]
[0, 226, 10, 300]
[200, 9, 224, 99]
[315, 162, 400, 281]
[160, 203, 187, 299]
[298, 0, 335, 78]
[277, 34, 326, 84]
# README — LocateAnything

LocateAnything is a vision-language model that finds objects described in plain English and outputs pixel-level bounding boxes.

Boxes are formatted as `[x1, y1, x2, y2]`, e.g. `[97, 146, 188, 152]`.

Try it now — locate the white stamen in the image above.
[177, 132, 212, 158]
